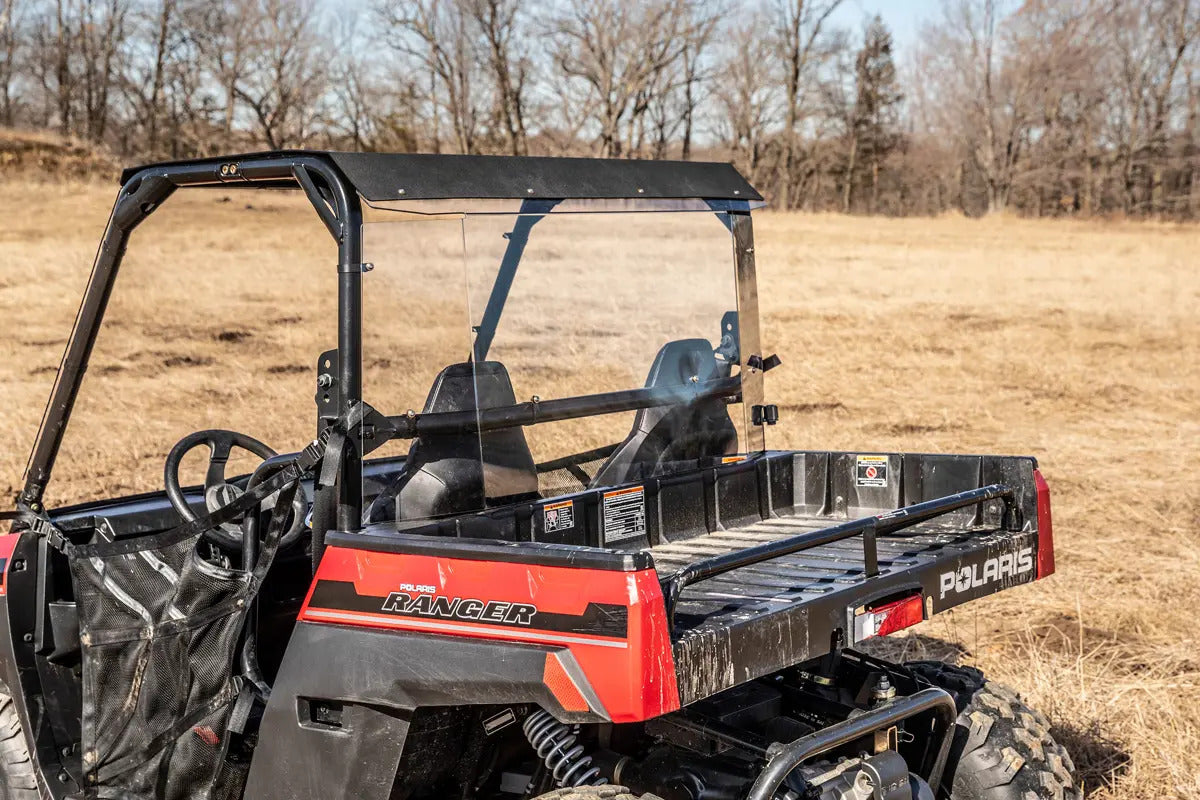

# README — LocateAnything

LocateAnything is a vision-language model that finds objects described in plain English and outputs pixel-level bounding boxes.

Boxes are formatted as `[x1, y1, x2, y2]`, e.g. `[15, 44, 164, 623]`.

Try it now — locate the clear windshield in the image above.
[360, 205, 754, 528]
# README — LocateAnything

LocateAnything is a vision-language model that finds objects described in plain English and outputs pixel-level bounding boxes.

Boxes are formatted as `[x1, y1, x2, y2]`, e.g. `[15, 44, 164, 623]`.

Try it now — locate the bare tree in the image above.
[0, 0, 21, 125]
[328, 43, 376, 151]
[1102, 0, 1199, 214]
[551, 0, 696, 158]
[326, 16, 424, 153]
[467, 0, 528, 155]
[78, 0, 127, 141]
[120, 0, 177, 155]
[3, 0, 1199, 220]
[772, 0, 843, 210]
[714, 13, 779, 187]
[377, 0, 484, 154]
[228, 0, 327, 150]
[642, 0, 721, 159]
[52, 0, 73, 135]
[916, 0, 1034, 213]
[190, 0, 257, 138]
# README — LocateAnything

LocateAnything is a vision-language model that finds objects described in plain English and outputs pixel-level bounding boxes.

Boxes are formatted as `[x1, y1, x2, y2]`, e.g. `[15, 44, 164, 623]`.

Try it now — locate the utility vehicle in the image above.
[1, 151, 1078, 800]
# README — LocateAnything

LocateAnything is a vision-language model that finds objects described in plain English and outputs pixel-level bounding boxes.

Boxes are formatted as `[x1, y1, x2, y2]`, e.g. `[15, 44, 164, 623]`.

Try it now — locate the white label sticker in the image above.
[602, 486, 646, 543]
[543, 500, 575, 533]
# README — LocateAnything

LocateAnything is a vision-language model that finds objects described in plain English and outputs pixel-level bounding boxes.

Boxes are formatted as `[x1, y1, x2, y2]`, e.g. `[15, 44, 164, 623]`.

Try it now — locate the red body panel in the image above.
[0, 533, 18, 596]
[1034, 469, 1055, 579]
[299, 546, 680, 722]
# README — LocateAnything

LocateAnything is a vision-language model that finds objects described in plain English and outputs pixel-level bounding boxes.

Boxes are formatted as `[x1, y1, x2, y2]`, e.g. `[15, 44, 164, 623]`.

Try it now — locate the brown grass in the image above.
[0, 128, 119, 179]
[2, 180, 1199, 798]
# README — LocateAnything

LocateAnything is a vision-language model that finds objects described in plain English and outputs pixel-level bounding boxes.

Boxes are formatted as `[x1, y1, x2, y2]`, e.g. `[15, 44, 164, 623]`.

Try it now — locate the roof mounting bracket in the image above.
[293, 165, 341, 241]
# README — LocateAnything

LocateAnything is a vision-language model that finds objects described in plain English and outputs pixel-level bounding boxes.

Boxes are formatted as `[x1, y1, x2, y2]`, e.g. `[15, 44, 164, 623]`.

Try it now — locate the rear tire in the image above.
[0, 685, 39, 800]
[907, 662, 1079, 800]
[532, 787, 662, 800]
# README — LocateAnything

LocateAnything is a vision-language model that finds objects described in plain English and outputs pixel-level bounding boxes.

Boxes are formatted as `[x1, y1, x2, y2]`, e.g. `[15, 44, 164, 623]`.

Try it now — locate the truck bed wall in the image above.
[361, 450, 1041, 551]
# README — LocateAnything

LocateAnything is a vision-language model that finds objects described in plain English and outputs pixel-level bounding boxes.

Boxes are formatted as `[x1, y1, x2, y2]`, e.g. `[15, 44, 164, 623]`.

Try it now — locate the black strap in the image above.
[1, 506, 71, 553]
[249, 480, 298, 589]
[225, 680, 258, 737]
[308, 429, 348, 574]
[90, 680, 241, 784]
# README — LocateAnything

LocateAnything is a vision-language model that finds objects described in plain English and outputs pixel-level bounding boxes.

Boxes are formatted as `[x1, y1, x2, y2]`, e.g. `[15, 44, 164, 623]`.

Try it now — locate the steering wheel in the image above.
[164, 430, 308, 550]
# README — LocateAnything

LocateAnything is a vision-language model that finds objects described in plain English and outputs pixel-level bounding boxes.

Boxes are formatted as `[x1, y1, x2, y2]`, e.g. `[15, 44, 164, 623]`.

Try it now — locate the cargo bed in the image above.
[319, 449, 1052, 706]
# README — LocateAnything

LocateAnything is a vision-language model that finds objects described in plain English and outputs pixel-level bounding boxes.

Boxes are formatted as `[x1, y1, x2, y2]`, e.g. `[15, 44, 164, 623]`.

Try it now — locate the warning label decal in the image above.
[602, 486, 647, 544]
[856, 455, 889, 487]
[543, 499, 575, 533]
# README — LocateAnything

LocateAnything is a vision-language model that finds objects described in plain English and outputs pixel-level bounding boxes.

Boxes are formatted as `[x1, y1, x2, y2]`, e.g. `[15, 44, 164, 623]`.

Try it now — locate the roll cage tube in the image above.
[18, 156, 365, 530]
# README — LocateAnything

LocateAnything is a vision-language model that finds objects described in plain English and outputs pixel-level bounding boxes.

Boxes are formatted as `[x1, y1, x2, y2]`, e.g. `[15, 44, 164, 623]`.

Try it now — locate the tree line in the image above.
[1, 0, 1198, 217]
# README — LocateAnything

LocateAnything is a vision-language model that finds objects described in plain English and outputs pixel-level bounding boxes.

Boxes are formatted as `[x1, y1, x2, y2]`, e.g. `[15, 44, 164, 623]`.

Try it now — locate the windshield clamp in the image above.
[751, 404, 780, 426]
[746, 353, 782, 373]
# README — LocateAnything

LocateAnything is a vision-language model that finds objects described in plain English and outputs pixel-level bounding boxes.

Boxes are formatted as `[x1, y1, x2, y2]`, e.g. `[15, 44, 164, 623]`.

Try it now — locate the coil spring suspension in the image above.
[522, 709, 606, 788]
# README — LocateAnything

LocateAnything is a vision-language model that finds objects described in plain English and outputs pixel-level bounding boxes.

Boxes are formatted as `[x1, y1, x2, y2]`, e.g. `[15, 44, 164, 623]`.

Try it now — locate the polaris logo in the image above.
[939, 547, 1033, 599]
[380, 592, 538, 626]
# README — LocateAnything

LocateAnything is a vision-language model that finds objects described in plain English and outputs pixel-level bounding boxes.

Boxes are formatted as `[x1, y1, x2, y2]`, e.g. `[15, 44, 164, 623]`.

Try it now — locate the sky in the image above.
[830, 0, 944, 52]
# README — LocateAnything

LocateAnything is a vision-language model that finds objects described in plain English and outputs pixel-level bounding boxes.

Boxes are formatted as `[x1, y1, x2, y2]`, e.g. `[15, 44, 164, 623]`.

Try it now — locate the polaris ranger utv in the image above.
[1, 152, 1077, 800]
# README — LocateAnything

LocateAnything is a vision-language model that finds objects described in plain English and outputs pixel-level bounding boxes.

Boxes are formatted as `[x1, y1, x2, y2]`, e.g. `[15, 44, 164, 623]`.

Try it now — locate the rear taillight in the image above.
[853, 593, 924, 642]
[1034, 469, 1055, 579]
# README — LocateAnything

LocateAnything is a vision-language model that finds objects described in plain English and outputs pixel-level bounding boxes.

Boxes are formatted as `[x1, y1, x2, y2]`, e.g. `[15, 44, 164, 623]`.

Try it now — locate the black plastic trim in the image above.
[244, 623, 606, 800]
[324, 529, 655, 571]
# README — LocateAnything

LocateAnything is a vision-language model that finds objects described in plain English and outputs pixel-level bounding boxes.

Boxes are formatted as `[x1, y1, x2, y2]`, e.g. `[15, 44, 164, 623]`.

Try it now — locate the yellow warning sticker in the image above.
[856, 455, 889, 487]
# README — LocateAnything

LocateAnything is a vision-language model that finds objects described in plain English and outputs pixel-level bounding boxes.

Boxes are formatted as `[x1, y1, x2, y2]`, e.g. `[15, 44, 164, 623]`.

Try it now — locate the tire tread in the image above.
[0, 684, 42, 798]
[907, 661, 1080, 800]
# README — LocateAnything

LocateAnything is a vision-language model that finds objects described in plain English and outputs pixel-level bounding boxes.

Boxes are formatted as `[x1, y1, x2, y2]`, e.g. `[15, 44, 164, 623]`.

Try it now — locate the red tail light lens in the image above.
[1034, 469, 1055, 579]
[853, 593, 925, 642]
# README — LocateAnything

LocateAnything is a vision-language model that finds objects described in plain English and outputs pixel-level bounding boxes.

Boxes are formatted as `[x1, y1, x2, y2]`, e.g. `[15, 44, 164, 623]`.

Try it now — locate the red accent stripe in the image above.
[301, 607, 629, 648]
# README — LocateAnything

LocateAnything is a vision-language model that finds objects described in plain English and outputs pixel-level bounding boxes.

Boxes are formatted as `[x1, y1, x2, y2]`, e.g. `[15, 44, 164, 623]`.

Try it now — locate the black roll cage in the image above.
[20, 151, 767, 535]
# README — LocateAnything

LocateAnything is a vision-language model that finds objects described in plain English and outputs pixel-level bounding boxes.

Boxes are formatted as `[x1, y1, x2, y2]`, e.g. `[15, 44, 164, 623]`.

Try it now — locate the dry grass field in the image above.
[1, 177, 1198, 799]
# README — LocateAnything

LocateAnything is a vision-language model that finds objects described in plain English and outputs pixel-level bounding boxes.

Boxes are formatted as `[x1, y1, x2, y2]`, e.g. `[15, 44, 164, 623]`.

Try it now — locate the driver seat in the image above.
[369, 361, 539, 523]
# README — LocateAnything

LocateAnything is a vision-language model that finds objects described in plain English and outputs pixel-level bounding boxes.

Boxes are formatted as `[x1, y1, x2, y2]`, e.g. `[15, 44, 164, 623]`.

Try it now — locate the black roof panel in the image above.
[120, 149, 762, 202]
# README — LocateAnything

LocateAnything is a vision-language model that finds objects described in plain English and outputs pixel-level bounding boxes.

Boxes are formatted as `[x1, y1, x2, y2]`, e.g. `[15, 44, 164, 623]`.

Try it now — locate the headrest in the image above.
[422, 360, 518, 415]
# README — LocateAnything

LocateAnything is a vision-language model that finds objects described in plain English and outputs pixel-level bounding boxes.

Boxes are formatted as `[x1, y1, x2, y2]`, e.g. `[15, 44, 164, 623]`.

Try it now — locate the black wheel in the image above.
[908, 661, 1079, 800]
[532, 787, 662, 800]
[0, 686, 39, 800]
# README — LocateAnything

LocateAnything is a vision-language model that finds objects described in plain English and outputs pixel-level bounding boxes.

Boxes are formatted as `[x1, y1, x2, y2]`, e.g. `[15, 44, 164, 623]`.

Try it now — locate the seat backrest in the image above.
[591, 339, 738, 488]
[377, 361, 539, 522]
